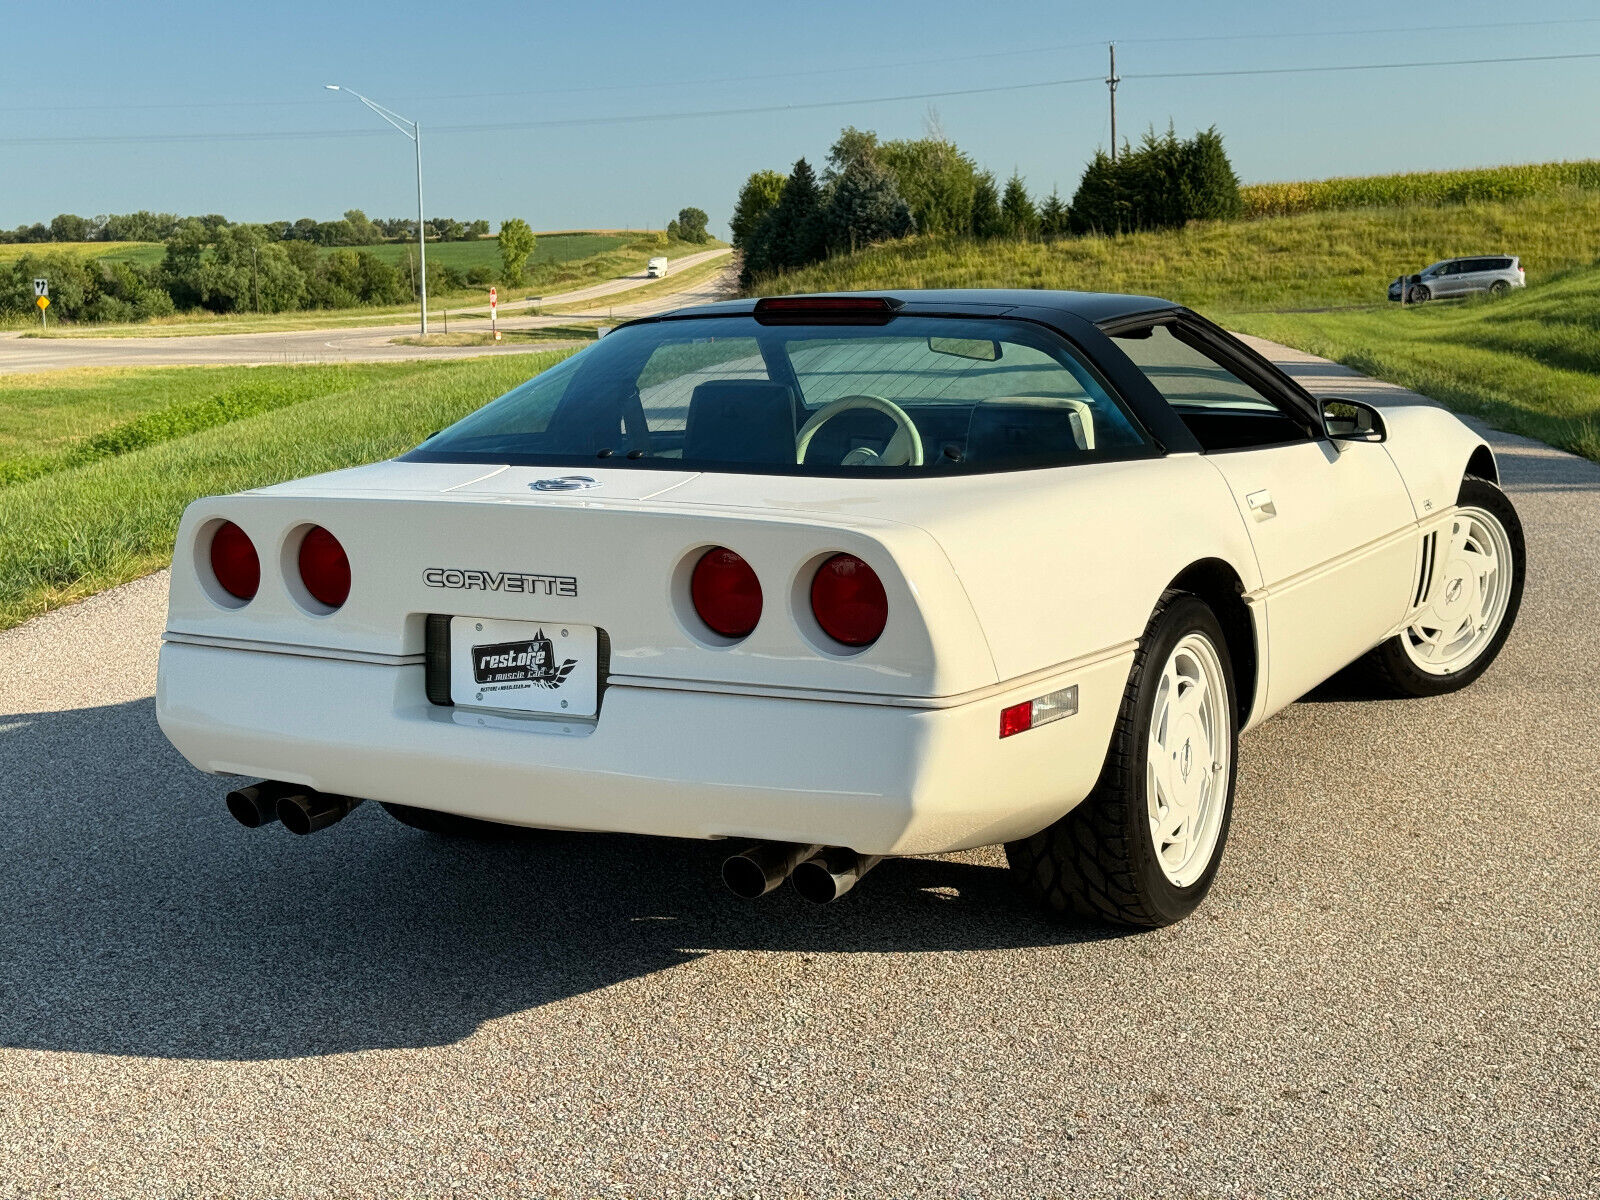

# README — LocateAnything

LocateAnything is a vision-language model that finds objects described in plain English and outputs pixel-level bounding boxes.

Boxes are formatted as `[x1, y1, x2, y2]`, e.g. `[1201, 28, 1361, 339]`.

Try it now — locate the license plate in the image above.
[449, 617, 599, 717]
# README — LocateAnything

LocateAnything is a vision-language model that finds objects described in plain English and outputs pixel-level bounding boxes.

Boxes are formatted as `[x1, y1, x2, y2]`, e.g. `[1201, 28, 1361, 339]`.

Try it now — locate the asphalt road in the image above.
[0, 247, 733, 374]
[0, 344, 1596, 1198]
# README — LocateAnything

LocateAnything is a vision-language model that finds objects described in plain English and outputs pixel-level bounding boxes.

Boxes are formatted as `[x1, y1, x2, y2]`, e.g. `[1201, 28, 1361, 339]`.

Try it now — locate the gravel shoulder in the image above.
[0, 341, 1595, 1199]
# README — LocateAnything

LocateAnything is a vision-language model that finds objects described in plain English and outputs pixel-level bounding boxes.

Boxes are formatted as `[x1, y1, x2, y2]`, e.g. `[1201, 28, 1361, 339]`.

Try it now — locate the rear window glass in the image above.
[408, 313, 1153, 475]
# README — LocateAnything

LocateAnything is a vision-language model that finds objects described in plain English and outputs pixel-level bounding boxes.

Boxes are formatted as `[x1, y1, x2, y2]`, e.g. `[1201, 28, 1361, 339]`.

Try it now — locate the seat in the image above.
[963, 395, 1093, 464]
[683, 380, 798, 465]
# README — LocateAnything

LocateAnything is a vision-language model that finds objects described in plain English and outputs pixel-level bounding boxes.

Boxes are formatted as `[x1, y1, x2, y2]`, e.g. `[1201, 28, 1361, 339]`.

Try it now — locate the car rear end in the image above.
[157, 466, 1128, 857]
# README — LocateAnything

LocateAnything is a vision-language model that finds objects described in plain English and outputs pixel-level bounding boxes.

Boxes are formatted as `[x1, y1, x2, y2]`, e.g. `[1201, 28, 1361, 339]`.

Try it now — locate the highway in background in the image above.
[0, 247, 733, 374]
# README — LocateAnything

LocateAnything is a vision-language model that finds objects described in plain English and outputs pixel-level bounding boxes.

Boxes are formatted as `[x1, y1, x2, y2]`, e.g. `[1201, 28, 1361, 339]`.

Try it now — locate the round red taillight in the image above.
[811, 554, 888, 647]
[297, 526, 351, 609]
[690, 547, 762, 639]
[209, 521, 259, 602]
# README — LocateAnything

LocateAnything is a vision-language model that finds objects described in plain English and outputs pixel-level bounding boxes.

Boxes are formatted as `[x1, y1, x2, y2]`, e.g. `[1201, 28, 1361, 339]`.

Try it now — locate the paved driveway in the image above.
[0, 344, 1595, 1198]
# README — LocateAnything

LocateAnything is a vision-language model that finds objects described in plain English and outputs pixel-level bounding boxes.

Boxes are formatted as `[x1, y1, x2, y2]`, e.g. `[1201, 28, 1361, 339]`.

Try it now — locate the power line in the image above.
[2, 49, 1598, 147]
[2, 15, 1598, 115]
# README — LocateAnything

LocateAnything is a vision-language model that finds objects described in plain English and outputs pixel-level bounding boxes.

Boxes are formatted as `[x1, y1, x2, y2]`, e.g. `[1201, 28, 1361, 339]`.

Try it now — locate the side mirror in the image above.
[1322, 397, 1386, 446]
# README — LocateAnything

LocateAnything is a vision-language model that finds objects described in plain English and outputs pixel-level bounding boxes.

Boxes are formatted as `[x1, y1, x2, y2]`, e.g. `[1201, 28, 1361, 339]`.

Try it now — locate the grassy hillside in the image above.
[0, 353, 572, 629]
[754, 191, 1600, 313]
[1241, 159, 1600, 219]
[1231, 267, 1600, 462]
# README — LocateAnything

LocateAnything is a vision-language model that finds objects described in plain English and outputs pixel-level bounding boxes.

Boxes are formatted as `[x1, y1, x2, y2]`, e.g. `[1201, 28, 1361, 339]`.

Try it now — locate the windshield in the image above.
[406, 313, 1153, 475]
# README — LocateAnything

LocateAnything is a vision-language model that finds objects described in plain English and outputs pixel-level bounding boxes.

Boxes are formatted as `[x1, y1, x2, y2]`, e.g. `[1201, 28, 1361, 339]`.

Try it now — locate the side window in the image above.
[1111, 323, 1314, 452]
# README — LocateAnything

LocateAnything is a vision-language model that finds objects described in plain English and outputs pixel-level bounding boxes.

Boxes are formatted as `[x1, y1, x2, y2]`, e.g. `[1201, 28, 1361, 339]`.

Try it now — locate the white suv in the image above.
[1389, 255, 1524, 303]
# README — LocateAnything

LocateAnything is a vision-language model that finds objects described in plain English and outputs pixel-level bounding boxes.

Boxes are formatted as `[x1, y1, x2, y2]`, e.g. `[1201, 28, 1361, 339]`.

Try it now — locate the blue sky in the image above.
[3, 0, 1597, 237]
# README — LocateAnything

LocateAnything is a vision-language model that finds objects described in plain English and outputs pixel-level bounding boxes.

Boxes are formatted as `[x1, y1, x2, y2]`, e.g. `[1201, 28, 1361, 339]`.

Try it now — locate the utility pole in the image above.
[1107, 43, 1120, 162]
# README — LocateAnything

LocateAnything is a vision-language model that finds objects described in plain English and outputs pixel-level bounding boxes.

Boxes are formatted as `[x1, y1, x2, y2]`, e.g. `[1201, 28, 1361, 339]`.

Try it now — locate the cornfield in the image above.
[1240, 160, 1600, 218]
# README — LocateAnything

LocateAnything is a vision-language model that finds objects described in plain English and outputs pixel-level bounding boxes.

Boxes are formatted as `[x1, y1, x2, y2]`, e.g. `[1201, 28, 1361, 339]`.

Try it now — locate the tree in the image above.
[824, 157, 914, 254]
[1001, 171, 1038, 239]
[877, 135, 979, 235]
[343, 209, 378, 244]
[1038, 188, 1069, 239]
[465, 219, 491, 240]
[666, 218, 681, 240]
[1068, 150, 1129, 234]
[497, 218, 536, 284]
[1182, 126, 1243, 221]
[729, 170, 785, 248]
[969, 171, 1004, 238]
[739, 157, 826, 287]
[50, 213, 91, 242]
[825, 126, 880, 180]
[676, 206, 710, 243]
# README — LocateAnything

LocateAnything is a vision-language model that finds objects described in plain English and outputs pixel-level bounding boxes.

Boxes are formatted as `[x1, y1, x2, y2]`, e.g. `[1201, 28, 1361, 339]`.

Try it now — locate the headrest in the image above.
[684, 380, 797, 465]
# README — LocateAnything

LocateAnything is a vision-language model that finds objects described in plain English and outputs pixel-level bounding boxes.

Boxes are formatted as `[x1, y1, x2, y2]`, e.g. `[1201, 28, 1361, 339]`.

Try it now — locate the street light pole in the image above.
[325, 84, 427, 336]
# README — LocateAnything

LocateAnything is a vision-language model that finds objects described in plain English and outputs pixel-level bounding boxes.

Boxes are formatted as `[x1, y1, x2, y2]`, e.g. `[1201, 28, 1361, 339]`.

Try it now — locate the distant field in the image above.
[348, 232, 633, 272]
[0, 241, 159, 265]
[0, 232, 635, 273]
[1241, 159, 1600, 218]
[753, 191, 1600, 313]
[0, 352, 571, 629]
[1232, 265, 1600, 463]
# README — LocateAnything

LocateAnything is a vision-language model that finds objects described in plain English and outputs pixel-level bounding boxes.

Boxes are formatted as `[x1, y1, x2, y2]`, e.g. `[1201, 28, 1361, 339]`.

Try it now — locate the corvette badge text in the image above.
[424, 568, 578, 597]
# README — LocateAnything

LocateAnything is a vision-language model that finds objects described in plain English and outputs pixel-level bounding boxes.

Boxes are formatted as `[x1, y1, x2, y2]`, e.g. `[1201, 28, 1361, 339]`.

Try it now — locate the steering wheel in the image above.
[795, 394, 925, 467]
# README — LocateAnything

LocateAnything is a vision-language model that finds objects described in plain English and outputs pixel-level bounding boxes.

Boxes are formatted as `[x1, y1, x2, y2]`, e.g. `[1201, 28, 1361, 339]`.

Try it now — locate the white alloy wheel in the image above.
[1146, 632, 1232, 887]
[1401, 506, 1515, 676]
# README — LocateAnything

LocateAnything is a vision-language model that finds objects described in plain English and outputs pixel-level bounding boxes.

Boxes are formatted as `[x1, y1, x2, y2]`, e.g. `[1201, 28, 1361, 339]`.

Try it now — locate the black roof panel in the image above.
[654, 288, 1179, 326]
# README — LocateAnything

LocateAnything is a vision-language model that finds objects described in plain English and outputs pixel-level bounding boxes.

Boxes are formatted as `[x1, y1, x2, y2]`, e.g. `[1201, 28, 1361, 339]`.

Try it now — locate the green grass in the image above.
[1230, 266, 1600, 462]
[349, 232, 631, 272]
[754, 191, 1600, 313]
[0, 353, 573, 629]
[1241, 159, 1600, 218]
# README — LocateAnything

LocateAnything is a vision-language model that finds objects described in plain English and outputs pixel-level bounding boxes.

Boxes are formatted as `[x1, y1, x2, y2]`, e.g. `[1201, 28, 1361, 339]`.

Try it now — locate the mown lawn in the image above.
[755, 191, 1600, 314]
[0, 352, 572, 629]
[1230, 267, 1600, 462]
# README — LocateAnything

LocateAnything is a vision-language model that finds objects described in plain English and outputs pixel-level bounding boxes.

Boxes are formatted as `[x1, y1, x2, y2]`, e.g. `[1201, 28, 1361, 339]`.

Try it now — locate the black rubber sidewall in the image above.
[1377, 477, 1525, 696]
[1120, 597, 1241, 925]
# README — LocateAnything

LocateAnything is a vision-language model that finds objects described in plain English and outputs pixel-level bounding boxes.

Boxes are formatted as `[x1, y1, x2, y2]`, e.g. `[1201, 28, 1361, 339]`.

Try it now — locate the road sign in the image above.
[490, 286, 500, 341]
[36, 296, 49, 310]
[488, 286, 497, 303]
[33, 278, 48, 298]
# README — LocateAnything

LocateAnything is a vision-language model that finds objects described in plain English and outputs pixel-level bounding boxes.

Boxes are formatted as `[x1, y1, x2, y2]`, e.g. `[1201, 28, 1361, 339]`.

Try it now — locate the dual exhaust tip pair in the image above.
[722, 842, 883, 905]
[226, 781, 363, 836]
[229, 783, 877, 904]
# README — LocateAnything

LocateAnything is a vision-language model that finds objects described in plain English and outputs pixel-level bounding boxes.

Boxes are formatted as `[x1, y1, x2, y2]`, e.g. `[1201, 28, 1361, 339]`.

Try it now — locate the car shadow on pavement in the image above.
[0, 698, 1121, 1063]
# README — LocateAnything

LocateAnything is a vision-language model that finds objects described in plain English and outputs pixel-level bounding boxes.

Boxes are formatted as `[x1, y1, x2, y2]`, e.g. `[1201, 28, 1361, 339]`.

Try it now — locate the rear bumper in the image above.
[156, 641, 1130, 856]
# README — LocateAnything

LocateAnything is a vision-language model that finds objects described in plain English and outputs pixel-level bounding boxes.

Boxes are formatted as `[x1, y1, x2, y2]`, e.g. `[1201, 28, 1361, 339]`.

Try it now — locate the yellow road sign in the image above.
[35, 296, 49, 310]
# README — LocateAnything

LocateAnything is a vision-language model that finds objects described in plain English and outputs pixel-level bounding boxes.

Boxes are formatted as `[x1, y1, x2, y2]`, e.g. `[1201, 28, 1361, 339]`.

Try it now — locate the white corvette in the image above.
[156, 291, 1524, 927]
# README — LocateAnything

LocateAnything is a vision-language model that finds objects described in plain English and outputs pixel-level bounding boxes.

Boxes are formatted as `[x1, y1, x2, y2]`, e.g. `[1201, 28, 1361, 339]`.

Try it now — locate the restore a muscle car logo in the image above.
[471, 631, 577, 689]
[423, 567, 578, 597]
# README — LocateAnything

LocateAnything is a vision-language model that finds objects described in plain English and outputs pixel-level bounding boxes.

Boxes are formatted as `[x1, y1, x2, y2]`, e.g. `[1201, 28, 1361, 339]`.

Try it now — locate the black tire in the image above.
[1408, 284, 1430, 303]
[1488, 280, 1510, 297]
[1356, 476, 1524, 698]
[380, 802, 505, 836]
[1006, 591, 1240, 929]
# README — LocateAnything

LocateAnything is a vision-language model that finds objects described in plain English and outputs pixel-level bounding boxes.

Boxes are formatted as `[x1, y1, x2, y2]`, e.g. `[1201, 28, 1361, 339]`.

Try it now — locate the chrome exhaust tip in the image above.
[276, 790, 364, 836]
[721, 842, 823, 899]
[791, 848, 884, 904]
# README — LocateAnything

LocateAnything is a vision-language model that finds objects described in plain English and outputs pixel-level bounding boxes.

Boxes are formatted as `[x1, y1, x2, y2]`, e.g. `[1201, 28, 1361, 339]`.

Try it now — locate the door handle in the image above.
[1245, 489, 1277, 519]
